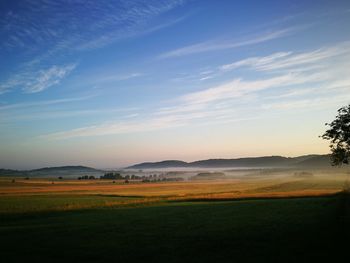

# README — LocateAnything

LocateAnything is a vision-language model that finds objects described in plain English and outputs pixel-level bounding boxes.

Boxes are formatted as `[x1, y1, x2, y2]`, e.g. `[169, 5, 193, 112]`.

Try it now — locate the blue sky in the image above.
[1, 0, 350, 169]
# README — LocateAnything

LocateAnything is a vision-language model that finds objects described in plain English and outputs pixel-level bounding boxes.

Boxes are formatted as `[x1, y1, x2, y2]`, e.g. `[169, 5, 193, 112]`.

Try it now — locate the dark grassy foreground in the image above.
[0, 195, 349, 263]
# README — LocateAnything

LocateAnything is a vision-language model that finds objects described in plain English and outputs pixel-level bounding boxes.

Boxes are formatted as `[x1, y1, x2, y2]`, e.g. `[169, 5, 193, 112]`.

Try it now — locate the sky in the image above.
[1, 0, 350, 169]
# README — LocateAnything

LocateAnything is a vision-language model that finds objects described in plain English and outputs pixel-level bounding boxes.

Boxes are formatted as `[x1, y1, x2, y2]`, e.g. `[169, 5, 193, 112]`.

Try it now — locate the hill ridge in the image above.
[127, 154, 330, 169]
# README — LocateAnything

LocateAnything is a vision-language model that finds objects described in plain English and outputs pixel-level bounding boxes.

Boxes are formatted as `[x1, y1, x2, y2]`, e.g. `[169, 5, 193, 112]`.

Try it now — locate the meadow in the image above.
[0, 168, 347, 213]
[0, 168, 349, 262]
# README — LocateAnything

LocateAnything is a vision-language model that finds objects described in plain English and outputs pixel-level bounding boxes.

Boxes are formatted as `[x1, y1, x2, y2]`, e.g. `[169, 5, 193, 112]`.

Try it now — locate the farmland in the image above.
[0, 168, 349, 262]
[0, 168, 348, 213]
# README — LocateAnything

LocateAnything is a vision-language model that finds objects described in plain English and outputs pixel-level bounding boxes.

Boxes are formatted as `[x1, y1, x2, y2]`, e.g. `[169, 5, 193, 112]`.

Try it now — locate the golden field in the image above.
[0, 168, 349, 213]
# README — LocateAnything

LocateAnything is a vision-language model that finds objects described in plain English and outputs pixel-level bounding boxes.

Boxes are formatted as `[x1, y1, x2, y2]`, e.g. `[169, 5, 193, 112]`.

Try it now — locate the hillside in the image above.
[189, 156, 292, 168]
[0, 169, 27, 177]
[0, 155, 335, 177]
[129, 160, 188, 169]
[295, 155, 332, 167]
[0, 166, 104, 178]
[127, 154, 332, 169]
[32, 165, 102, 173]
[28, 166, 104, 178]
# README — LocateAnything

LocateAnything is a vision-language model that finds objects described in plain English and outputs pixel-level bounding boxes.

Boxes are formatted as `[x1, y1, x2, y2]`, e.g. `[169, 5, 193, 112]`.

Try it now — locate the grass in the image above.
[0, 174, 345, 198]
[0, 196, 349, 263]
[0, 174, 349, 262]
[0, 195, 145, 214]
[0, 175, 344, 213]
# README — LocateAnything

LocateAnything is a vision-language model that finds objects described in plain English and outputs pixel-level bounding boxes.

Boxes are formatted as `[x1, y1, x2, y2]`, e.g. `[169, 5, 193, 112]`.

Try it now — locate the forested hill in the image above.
[128, 155, 332, 169]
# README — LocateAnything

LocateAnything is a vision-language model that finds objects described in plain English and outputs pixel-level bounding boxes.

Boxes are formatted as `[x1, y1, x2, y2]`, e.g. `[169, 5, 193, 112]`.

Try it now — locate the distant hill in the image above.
[0, 155, 336, 178]
[28, 166, 104, 178]
[0, 169, 27, 177]
[129, 160, 188, 169]
[127, 155, 333, 169]
[32, 165, 102, 173]
[190, 156, 291, 168]
[295, 155, 332, 167]
[0, 166, 105, 178]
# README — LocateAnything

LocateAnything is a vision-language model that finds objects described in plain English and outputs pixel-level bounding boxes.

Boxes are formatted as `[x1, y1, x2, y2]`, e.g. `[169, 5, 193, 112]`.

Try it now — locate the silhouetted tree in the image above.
[322, 104, 350, 166]
[100, 172, 122, 180]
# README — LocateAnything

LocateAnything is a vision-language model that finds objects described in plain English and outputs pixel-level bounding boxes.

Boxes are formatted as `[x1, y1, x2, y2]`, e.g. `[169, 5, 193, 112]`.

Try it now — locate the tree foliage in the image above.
[322, 104, 350, 166]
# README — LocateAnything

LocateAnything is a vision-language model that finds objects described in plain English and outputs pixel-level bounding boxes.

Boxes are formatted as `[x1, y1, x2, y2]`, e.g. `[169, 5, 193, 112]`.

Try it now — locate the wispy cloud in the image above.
[41, 115, 186, 140]
[262, 95, 350, 111]
[92, 72, 144, 85]
[1, 0, 186, 52]
[24, 64, 77, 93]
[0, 64, 77, 94]
[0, 107, 138, 123]
[181, 73, 325, 104]
[160, 42, 350, 130]
[171, 68, 221, 83]
[0, 0, 187, 95]
[221, 41, 350, 73]
[41, 104, 252, 140]
[40, 72, 326, 140]
[77, 14, 188, 51]
[158, 28, 295, 59]
[0, 95, 92, 111]
[39, 40, 350, 140]
[221, 52, 292, 71]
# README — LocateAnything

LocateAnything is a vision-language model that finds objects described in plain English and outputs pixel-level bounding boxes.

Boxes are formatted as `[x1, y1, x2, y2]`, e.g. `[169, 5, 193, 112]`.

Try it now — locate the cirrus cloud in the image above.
[0, 63, 77, 94]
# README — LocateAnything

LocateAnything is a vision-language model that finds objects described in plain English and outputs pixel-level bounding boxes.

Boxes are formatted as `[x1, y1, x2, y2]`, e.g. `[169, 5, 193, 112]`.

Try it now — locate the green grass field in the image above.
[1, 195, 349, 263]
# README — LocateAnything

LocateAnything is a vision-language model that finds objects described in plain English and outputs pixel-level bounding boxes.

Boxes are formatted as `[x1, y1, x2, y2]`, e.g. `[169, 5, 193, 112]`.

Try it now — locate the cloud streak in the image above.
[0, 0, 186, 95]
[37, 41, 350, 140]
[0, 107, 138, 123]
[24, 64, 77, 93]
[158, 28, 295, 58]
[180, 73, 325, 104]
[39, 72, 326, 140]
[1, 0, 186, 52]
[262, 95, 350, 111]
[0, 95, 92, 111]
[221, 41, 350, 72]
[42, 115, 186, 140]
[77, 14, 188, 51]
[0, 64, 77, 94]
